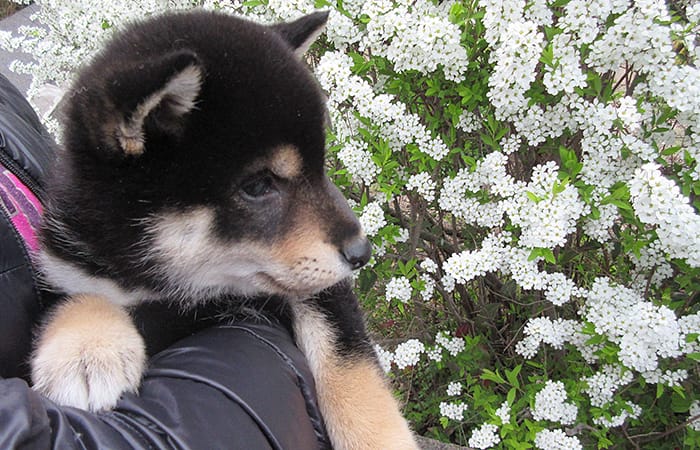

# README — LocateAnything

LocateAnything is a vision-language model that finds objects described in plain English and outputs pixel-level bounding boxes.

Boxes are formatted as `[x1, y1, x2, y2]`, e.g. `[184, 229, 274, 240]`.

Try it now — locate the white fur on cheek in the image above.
[147, 207, 353, 300]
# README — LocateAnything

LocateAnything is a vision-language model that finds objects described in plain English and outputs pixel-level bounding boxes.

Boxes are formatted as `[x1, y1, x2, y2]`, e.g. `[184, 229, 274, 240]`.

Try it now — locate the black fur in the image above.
[310, 282, 376, 360]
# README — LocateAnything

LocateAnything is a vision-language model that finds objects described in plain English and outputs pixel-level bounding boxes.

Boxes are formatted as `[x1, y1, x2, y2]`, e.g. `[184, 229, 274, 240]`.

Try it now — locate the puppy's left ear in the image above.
[271, 11, 329, 56]
[109, 50, 203, 156]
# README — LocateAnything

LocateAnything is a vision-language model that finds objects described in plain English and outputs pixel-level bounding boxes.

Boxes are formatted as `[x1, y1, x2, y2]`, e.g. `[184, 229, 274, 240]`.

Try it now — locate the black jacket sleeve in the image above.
[1, 322, 329, 450]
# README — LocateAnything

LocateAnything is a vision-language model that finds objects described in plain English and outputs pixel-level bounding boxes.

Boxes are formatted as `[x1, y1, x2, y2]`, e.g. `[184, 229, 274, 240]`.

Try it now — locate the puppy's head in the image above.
[42, 11, 370, 302]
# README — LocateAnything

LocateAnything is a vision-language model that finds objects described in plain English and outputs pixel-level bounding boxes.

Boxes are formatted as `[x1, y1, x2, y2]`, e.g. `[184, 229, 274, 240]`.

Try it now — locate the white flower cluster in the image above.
[358, 201, 386, 237]
[583, 201, 618, 244]
[515, 317, 579, 359]
[338, 140, 379, 185]
[495, 401, 511, 425]
[629, 163, 700, 267]
[531, 380, 578, 425]
[435, 332, 466, 357]
[385, 276, 412, 304]
[534, 429, 583, 450]
[582, 278, 684, 373]
[442, 232, 509, 287]
[362, 0, 468, 81]
[393, 338, 424, 370]
[439, 401, 467, 421]
[446, 381, 462, 397]
[592, 401, 642, 428]
[486, 20, 544, 120]
[1, 0, 195, 127]
[506, 161, 589, 249]
[325, 9, 361, 50]
[374, 343, 393, 374]
[642, 368, 688, 387]
[406, 172, 436, 202]
[583, 365, 633, 408]
[457, 111, 480, 133]
[468, 423, 501, 449]
[316, 51, 450, 162]
[542, 33, 587, 95]
[420, 258, 438, 274]
[679, 312, 700, 355]
[616, 96, 643, 132]
[689, 400, 700, 431]
[438, 153, 514, 228]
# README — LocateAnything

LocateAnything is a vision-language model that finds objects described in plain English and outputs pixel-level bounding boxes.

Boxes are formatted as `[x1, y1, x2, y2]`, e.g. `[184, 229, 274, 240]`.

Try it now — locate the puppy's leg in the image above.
[31, 294, 145, 411]
[292, 283, 419, 450]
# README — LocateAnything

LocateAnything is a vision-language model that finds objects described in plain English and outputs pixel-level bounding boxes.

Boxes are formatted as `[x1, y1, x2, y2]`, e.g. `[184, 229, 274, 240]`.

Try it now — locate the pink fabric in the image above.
[0, 169, 42, 253]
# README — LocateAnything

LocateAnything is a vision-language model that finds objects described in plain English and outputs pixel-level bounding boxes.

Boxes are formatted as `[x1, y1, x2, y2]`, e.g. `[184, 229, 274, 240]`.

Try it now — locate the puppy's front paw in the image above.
[31, 294, 146, 411]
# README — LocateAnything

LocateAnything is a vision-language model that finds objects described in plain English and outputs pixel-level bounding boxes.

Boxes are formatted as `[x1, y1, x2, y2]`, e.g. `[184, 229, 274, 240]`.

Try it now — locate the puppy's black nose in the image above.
[342, 236, 372, 270]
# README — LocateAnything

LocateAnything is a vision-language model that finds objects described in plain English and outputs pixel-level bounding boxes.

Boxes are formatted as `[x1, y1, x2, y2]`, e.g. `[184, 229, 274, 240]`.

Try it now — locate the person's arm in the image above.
[1, 322, 329, 450]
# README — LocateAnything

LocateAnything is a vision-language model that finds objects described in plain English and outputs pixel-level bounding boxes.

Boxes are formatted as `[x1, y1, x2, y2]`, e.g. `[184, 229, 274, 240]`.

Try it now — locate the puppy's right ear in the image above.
[105, 50, 203, 156]
[271, 11, 329, 56]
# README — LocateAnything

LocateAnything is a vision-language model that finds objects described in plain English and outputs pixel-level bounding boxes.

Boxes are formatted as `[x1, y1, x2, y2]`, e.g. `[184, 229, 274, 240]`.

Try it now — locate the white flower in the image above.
[393, 339, 424, 369]
[362, 1, 468, 81]
[458, 110, 480, 133]
[427, 346, 443, 362]
[446, 381, 462, 396]
[583, 278, 684, 373]
[468, 423, 501, 449]
[616, 96, 643, 131]
[420, 258, 438, 274]
[385, 276, 412, 303]
[689, 400, 700, 431]
[592, 401, 642, 428]
[337, 140, 380, 185]
[442, 232, 508, 285]
[435, 331, 467, 357]
[583, 365, 633, 407]
[532, 380, 578, 425]
[534, 429, 583, 450]
[358, 201, 386, 237]
[439, 401, 467, 421]
[406, 172, 436, 202]
[495, 401, 511, 425]
[515, 317, 579, 358]
[629, 163, 700, 267]
[374, 344, 393, 374]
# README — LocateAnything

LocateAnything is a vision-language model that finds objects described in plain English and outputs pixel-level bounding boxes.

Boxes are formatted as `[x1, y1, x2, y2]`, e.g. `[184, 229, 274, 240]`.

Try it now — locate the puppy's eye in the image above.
[240, 173, 277, 200]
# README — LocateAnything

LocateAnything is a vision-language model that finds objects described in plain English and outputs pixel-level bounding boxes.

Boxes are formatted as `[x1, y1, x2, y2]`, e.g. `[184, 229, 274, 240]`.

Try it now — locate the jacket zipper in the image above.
[0, 137, 45, 202]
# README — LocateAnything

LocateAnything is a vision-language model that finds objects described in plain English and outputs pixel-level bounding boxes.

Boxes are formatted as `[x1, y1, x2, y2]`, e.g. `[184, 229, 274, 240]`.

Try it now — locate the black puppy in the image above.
[33, 10, 418, 449]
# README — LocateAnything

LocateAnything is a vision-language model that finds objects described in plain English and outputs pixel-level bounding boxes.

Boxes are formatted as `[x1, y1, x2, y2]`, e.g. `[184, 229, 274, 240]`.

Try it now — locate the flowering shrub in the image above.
[4, 0, 700, 447]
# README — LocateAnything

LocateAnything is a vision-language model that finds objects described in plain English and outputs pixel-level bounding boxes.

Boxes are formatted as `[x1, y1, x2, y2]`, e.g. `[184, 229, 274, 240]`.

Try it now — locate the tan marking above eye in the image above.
[269, 144, 302, 179]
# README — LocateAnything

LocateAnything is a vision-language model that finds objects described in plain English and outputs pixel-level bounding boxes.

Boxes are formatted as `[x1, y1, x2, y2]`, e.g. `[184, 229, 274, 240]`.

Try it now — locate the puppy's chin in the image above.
[252, 267, 353, 300]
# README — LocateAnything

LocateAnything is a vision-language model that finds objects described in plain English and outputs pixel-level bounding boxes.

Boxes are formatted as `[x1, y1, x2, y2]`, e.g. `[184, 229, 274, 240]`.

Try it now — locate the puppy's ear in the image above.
[108, 50, 203, 156]
[271, 11, 329, 56]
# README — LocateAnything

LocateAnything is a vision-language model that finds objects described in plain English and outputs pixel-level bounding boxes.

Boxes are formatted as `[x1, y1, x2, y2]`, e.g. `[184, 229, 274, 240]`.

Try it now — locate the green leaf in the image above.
[439, 416, 449, 429]
[586, 334, 606, 346]
[656, 383, 664, 399]
[506, 365, 522, 389]
[529, 247, 556, 264]
[688, 352, 700, 361]
[481, 369, 506, 384]
[526, 191, 543, 203]
[507, 388, 516, 405]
